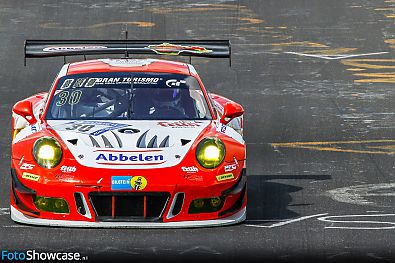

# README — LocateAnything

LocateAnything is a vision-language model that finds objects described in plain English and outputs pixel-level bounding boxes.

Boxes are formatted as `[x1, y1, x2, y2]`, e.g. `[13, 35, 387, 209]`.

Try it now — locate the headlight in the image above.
[196, 137, 225, 169]
[32, 137, 63, 169]
[34, 196, 69, 213]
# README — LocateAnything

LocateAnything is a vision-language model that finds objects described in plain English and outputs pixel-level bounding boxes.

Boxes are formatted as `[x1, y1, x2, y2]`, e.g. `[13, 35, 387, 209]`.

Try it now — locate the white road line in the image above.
[317, 214, 395, 230]
[244, 213, 328, 228]
[285, 51, 388, 60]
[3, 225, 29, 228]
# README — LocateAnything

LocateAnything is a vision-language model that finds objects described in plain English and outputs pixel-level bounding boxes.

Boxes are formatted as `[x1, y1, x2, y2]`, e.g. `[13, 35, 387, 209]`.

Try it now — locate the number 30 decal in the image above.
[56, 90, 82, 106]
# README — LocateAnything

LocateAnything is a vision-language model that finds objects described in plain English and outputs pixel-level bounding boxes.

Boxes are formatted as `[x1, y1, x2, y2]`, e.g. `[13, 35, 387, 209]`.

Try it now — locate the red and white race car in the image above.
[10, 40, 246, 227]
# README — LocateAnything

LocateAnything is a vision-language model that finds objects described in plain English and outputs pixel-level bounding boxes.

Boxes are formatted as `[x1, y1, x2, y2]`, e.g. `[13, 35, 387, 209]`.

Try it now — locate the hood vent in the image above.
[147, 135, 158, 148]
[136, 130, 149, 148]
[118, 128, 140, 134]
[67, 139, 78, 146]
[89, 135, 101, 148]
[111, 131, 123, 148]
[137, 130, 170, 148]
[89, 133, 122, 148]
[101, 135, 114, 148]
[159, 136, 170, 147]
[180, 139, 191, 146]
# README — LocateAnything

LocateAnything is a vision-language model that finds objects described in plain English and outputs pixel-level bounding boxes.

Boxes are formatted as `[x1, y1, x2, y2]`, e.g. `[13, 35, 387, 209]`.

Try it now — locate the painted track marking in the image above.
[285, 51, 388, 60]
[245, 213, 328, 228]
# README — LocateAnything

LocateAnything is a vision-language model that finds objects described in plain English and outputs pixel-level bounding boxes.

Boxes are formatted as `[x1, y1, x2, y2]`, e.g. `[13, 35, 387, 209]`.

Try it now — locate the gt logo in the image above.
[181, 166, 198, 173]
[166, 79, 186, 87]
[60, 165, 77, 173]
[20, 163, 35, 170]
[224, 164, 237, 172]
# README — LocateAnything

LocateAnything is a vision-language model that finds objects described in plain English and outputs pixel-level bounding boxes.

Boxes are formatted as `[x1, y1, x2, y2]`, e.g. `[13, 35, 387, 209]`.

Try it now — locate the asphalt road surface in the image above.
[1, 0, 395, 262]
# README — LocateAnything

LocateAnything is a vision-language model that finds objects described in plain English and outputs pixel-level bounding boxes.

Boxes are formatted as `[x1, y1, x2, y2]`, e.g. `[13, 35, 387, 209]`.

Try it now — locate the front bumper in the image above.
[10, 167, 247, 228]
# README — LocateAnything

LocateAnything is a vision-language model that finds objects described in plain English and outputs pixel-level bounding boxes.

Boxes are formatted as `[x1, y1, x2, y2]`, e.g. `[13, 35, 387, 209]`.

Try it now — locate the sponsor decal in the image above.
[61, 121, 129, 136]
[20, 163, 35, 170]
[165, 79, 186, 87]
[57, 76, 161, 92]
[31, 125, 37, 133]
[216, 173, 234, 182]
[60, 165, 77, 173]
[101, 59, 156, 67]
[224, 164, 237, 172]
[22, 172, 40, 182]
[96, 151, 165, 165]
[132, 77, 161, 85]
[181, 166, 198, 173]
[54, 174, 79, 183]
[111, 176, 148, 190]
[216, 124, 227, 133]
[158, 120, 202, 128]
[184, 174, 203, 182]
[147, 43, 213, 55]
[43, 45, 108, 52]
[111, 176, 132, 190]
[131, 176, 147, 190]
[85, 77, 160, 87]
[60, 79, 74, 90]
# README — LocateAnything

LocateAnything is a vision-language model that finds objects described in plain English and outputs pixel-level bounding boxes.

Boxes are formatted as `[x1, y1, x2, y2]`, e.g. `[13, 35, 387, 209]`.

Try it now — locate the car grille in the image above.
[88, 192, 170, 222]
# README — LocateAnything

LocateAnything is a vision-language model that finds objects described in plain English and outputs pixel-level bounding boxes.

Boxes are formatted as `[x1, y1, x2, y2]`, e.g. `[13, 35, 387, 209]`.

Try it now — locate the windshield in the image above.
[46, 72, 212, 120]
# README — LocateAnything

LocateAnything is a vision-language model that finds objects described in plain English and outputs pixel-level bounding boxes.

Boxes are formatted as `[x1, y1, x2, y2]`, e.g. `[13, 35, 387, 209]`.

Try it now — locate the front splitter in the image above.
[10, 205, 246, 228]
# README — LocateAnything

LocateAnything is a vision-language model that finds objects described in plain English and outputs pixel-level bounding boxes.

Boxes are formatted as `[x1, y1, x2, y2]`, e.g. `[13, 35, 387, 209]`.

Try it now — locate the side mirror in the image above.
[13, 100, 37, 125]
[220, 101, 244, 125]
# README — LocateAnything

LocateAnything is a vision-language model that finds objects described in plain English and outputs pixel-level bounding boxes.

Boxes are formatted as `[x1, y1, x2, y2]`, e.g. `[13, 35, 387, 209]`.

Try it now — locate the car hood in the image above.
[46, 120, 210, 169]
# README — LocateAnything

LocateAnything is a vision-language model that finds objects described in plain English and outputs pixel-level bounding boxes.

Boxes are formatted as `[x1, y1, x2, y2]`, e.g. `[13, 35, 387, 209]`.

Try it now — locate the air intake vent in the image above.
[89, 192, 169, 222]
[74, 193, 86, 215]
[172, 193, 184, 216]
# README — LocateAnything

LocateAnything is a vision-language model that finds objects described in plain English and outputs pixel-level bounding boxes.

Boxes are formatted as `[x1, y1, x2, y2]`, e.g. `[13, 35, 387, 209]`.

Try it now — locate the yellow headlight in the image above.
[37, 144, 55, 160]
[33, 137, 62, 169]
[34, 196, 69, 213]
[203, 145, 220, 160]
[196, 137, 225, 169]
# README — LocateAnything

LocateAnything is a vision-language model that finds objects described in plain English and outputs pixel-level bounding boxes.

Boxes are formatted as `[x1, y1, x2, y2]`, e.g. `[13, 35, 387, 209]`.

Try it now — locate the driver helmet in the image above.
[152, 88, 182, 108]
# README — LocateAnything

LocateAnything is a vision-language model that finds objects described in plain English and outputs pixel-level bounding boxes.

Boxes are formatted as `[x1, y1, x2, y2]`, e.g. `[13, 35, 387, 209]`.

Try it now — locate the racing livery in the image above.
[11, 40, 246, 227]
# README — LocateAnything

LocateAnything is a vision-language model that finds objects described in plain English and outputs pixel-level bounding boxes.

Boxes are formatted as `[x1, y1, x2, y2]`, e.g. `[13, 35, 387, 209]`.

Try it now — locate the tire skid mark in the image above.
[326, 183, 395, 206]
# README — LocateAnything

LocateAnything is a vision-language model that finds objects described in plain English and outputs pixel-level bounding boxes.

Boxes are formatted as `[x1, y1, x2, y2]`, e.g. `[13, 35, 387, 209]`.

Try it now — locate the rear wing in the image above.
[24, 40, 231, 66]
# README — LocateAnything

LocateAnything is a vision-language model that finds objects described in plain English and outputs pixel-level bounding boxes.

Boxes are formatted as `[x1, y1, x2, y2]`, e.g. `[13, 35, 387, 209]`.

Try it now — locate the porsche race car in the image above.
[10, 40, 246, 227]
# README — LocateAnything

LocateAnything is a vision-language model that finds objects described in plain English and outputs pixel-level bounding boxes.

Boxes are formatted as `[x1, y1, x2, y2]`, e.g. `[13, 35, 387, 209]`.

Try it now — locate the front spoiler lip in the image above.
[11, 205, 246, 228]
